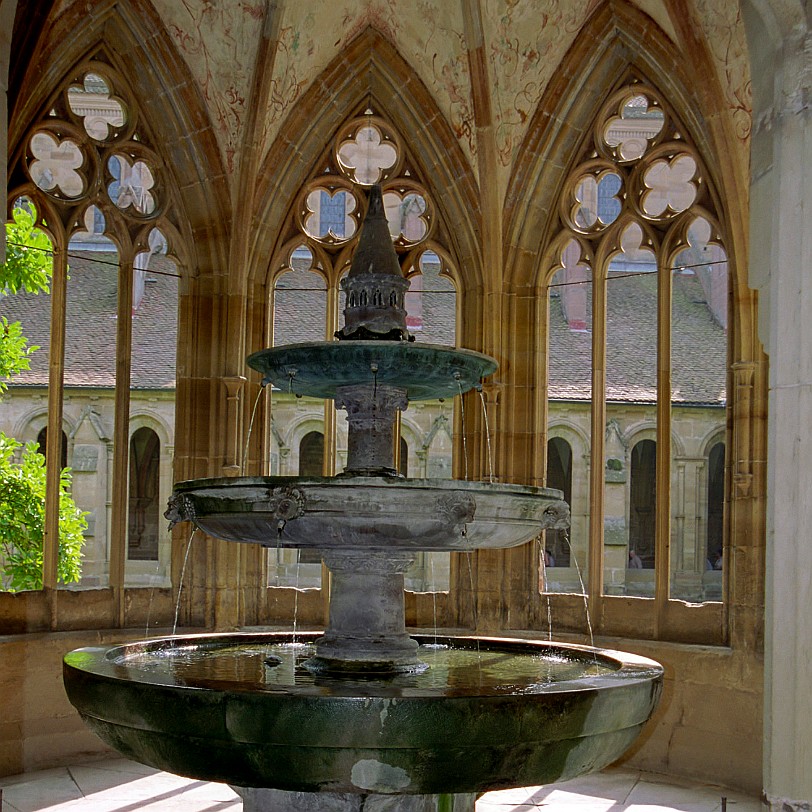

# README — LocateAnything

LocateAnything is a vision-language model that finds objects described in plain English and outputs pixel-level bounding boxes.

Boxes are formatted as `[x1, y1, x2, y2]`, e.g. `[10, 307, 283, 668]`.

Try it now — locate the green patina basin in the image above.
[246, 341, 498, 400]
[64, 632, 663, 795]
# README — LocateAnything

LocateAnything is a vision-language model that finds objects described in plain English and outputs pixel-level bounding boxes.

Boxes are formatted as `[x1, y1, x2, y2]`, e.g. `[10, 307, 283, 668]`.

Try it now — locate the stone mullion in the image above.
[588, 253, 607, 620]
[462, 0, 502, 491]
[43, 242, 68, 612]
[109, 251, 134, 625]
[655, 257, 671, 627]
[323, 273, 339, 477]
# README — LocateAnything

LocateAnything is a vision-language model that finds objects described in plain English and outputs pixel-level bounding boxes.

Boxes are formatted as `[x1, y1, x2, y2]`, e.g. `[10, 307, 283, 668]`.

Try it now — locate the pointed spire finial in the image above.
[336, 185, 412, 341]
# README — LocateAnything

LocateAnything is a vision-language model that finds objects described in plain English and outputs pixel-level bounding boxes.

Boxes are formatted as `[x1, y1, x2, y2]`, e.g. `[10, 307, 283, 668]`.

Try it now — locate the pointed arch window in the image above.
[127, 427, 160, 562]
[2, 58, 185, 610]
[265, 111, 458, 597]
[542, 81, 728, 633]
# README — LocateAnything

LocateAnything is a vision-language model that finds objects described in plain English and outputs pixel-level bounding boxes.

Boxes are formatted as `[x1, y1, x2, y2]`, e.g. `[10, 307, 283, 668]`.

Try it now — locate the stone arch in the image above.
[621, 419, 689, 459]
[399, 415, 424, 450]
[128, 410, 173, 450]
[699, 425, 727, 459]
[250, 27, 481, 303]
[13, 407, 68, 443]
[503, 0, 746, 309]
[547, 420, 591, 459]
[282, 414, 326, 455]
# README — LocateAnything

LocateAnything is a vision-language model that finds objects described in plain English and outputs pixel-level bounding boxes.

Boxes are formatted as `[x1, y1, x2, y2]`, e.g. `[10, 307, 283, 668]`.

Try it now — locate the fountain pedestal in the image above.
[236, 786, 476, 811]
[310, 550, 422, 673]
[336, 383, 407, 477]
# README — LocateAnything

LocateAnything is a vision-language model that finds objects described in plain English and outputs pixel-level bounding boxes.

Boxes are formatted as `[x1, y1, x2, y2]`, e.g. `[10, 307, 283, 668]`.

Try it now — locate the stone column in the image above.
[336, 383, 408, 475]
[743, 7, 812, 808]
[312, 550, 421, 673]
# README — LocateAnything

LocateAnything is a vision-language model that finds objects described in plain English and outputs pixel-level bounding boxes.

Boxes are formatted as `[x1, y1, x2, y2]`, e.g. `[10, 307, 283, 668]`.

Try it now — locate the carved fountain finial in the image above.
[335, 184, 412, 341]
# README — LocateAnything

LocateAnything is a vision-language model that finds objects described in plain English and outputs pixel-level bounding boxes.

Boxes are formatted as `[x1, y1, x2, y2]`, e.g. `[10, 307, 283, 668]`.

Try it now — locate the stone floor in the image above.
[0, 758, 763, 811]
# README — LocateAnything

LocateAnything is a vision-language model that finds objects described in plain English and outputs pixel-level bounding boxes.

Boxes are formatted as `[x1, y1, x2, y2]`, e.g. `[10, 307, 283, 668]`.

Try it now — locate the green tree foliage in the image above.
[0, 205, 86, 591]
[0, 206, 51, 386]
[0, 434, 85, 590]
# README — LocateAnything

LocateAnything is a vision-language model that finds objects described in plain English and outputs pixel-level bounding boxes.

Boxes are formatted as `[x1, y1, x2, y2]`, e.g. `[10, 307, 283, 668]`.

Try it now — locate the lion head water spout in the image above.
[64, 184, 663, 809]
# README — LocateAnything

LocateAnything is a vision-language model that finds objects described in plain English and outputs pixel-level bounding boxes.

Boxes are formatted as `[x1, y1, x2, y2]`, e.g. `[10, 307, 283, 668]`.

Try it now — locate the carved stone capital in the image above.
[335, 384, 408, 419]
[323, 550, 415, 574]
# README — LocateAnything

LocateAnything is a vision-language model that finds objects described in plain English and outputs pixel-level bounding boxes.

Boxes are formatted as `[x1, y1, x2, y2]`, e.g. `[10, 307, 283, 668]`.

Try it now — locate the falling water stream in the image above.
[456, 378, 469, 480]
[144, 557, 164, 637]
[563, 529, 596, 651]
[430, 556, 438, 647]
[172, 527, 197, 635]
[536, 537, 553, 641]
[241, 383, 266, 476]
[477, 387, 495, 484]
[292, 547, 302, 646]
[537, 531, 596, 654]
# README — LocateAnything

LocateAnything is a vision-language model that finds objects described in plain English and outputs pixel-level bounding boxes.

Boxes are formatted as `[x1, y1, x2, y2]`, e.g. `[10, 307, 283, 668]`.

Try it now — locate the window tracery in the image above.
[3, 57, 184, 596]
[543, 80, 728, 608]
[267, 111, 457, 593]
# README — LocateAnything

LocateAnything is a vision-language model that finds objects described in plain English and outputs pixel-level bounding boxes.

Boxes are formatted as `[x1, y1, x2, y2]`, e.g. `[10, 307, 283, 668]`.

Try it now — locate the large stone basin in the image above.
[166, 476, 570, 551]
[63, 632, 663, 795]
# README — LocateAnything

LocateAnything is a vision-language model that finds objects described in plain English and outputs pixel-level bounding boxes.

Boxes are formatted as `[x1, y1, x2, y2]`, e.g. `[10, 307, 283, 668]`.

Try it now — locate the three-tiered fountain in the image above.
[64, 187, 662, 811]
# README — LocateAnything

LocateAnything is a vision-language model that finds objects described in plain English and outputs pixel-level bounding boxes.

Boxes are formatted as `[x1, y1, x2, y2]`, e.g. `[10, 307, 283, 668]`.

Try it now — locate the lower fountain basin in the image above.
[167, 476, 570, 551]
[63, 632, 663, 795]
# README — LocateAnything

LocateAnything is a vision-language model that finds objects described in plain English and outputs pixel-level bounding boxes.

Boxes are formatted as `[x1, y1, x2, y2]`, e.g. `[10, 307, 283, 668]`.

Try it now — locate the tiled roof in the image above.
[549, 270, 726, 405]
[0, 251, 177, 389]
[2, 254, 725, 405]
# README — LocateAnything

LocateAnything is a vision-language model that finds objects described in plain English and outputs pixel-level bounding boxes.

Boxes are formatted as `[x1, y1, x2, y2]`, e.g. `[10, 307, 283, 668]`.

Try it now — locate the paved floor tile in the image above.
[0, 759, 763, 812]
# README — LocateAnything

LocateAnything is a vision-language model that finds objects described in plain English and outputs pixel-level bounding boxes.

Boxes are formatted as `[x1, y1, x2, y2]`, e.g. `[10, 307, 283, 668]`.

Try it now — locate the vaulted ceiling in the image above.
[17, 0, 749, 210]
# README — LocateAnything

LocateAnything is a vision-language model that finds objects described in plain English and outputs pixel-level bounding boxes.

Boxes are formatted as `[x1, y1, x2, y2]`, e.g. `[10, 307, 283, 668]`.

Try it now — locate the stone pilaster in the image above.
[744, 12, 812, 810]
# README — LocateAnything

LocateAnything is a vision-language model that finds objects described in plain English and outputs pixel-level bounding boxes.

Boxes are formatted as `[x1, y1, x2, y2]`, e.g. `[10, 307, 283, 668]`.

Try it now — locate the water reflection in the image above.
[115, 637, 616, 698]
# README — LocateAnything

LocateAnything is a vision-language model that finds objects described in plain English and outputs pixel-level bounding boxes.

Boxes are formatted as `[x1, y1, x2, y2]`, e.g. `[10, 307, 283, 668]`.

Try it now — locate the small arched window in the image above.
[298, 431, 324, 477]
[629, 439, 657, 571]
[399, 437, 408, 478]
[127, 427, 160, 561]
[545, 437, 572, 568]
[37, 427, 68, 471]
[707, 442, 725, 569]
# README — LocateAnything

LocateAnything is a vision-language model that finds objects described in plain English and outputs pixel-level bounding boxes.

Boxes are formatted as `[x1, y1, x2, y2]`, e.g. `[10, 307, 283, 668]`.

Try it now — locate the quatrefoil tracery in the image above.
[22, 67, 166, 252]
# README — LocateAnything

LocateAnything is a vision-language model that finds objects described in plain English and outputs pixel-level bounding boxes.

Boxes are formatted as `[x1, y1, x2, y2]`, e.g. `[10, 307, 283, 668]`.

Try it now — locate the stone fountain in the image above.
[64, 186, 663, 811]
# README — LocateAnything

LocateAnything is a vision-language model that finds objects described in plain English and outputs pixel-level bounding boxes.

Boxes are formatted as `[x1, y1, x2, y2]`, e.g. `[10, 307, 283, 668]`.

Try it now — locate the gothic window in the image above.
[705, 441, 725, 591]
[628, 439, 657, 572]
[544, 437, 572, 570]
[4, 59, 184, 596]
[399, 436, 408, 478]
[37, 427, 68, 472]
[266, 111, 458, 594]
[544, 81, 728, 613]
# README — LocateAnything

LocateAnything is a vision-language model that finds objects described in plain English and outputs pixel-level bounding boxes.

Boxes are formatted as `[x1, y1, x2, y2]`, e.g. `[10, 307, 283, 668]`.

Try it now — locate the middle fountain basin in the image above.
[167, 476, 570, 551]
[63, 632, 664, 795]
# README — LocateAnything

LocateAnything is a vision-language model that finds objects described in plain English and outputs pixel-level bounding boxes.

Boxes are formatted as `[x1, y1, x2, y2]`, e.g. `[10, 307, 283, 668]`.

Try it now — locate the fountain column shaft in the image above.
[312, 551, 421, 672]
[336, 383, 407, 474]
